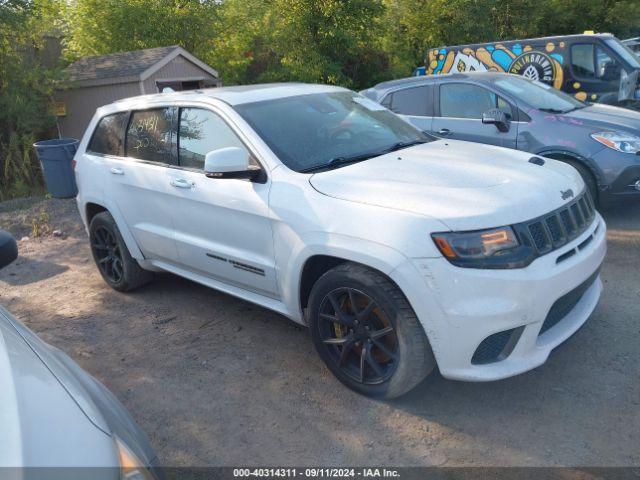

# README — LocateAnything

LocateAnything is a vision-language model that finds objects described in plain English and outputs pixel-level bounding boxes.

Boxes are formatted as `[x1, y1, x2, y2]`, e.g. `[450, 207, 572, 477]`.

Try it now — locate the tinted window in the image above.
[571, 44, 595, 77]
[571, 43, 617, 79]
[88, 112, 128, 156]
[440, 84, 510, 119]
[178, 108, 248, 170]
[388, 86, 431, 116]
[234, 92, 431, 173]
[126, 108, 173, 164]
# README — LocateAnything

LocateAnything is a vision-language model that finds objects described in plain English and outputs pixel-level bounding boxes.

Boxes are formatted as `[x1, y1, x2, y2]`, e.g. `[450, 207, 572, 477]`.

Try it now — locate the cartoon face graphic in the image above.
[452, 51, 488, 73]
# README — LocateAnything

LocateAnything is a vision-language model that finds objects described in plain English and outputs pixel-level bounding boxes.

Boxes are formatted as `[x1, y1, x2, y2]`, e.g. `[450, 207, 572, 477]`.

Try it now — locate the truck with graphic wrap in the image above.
[416, 33, 640, 109]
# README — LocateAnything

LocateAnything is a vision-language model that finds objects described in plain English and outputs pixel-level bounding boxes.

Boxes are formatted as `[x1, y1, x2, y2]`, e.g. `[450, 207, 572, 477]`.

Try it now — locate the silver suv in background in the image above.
[361, 72, 640, 205]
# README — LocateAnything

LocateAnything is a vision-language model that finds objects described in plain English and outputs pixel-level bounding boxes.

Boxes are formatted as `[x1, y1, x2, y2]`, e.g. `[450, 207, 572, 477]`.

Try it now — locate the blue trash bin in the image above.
[33, 138, 79, 198]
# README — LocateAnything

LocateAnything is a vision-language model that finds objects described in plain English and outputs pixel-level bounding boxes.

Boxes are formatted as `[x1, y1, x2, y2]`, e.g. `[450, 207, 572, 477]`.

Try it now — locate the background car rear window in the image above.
[87, 112, 128, 156]
[126, 108, 173, 164]
[178, 108, 248, 170]
[387, 86, 431, 116]
[440, 84, 511, 119]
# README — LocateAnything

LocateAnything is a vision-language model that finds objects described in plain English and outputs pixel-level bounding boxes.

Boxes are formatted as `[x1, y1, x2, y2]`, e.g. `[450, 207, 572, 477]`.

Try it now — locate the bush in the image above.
[0, 0, 61, 201]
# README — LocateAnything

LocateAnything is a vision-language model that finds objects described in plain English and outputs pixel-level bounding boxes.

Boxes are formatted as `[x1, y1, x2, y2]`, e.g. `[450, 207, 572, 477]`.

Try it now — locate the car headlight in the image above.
[432, 227, 534, 269]
[590, 131, 640, 154]
[116, 438, 154, 480]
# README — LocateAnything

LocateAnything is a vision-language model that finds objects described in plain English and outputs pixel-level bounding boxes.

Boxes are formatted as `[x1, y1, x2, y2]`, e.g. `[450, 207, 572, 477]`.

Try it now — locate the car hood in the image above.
[309, 140, 584, 231]
[562, 103, 640, 132]
[0, 305, 154, 468]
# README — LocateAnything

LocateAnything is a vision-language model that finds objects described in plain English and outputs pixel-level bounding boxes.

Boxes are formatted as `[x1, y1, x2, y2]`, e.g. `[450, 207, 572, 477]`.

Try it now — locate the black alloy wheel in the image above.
[91, 225, 124, 284]
[308, 262, 435, 399]
[317, 287, 399, 385]
[88, 211, 153, 292]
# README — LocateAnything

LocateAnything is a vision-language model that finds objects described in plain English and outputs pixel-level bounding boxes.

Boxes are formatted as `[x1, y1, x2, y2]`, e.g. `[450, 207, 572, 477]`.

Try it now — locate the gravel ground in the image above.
[0, 196, 638, 467]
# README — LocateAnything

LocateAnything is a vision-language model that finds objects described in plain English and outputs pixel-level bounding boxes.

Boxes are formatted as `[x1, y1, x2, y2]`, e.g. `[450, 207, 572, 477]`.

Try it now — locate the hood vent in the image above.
[529, 156, 545, 166]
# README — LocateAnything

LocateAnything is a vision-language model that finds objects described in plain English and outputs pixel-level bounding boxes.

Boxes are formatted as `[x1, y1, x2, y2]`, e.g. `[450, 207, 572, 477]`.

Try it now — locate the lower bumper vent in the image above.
[472, 327, 523, 365]
[539, 269, 600, 335]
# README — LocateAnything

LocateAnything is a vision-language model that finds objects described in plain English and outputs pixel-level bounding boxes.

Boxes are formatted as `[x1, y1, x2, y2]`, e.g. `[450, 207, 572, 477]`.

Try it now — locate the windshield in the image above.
[605, 38, 640, 69]
[234, 91, 432, 172]
[493, 75, 585, 113]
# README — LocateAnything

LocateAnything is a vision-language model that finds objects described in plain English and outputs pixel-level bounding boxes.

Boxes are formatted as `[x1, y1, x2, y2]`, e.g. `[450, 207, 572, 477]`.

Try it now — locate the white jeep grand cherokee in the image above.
[75, 83, 606, 398]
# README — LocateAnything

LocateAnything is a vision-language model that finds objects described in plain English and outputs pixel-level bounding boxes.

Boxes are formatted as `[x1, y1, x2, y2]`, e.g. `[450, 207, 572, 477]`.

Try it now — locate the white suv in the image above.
[75, 84, 606, 398]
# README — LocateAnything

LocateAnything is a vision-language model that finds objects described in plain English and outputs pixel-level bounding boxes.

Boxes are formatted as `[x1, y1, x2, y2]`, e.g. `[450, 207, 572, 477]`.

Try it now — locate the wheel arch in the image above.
[297, 253, 447, 379]
[82, 198, 145, 260]
[536, 149, 603, 187]
[289, 240, 408, 324]
[85, 202, 107, 225]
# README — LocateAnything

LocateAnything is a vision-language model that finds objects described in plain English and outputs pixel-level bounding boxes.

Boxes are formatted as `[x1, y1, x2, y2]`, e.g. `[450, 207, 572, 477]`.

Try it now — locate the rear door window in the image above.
[387, 86, 432, 116]
[177, 107, 249, 170]
[126, 108, 174, 164]
[439, 83, 511, 119]
[87, 112, 129, 156]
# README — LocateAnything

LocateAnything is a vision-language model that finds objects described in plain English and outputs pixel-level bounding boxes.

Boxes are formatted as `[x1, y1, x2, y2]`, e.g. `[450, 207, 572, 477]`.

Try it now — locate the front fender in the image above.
[278, 232, 409, 323]
[536, 148, 605, 186]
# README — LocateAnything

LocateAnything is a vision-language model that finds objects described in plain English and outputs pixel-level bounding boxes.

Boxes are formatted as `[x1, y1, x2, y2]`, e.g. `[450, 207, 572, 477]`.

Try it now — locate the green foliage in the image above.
[65, 0, 220, 58]
[0, 0, 64, 201]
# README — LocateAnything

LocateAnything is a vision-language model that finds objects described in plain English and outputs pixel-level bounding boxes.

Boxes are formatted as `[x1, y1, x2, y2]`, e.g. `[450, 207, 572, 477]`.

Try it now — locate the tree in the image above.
[270, 0, 389, 88]
[0, 0, 64, 199]
[65, 0, 220, 59]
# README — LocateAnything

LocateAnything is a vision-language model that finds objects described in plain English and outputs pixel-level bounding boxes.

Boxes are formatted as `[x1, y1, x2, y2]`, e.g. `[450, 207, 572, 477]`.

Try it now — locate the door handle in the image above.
[170, 178, 194, 189]
[437, 128, 452, 136]
[110, 167, 124, 175]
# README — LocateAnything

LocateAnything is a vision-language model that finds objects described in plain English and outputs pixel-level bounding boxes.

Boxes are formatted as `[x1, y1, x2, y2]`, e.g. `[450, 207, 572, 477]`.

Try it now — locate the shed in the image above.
[56, 45, 221, 139]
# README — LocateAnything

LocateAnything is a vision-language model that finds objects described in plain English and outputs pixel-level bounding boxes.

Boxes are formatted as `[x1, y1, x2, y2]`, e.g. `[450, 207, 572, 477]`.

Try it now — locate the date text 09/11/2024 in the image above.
[232, 468, 401, 478]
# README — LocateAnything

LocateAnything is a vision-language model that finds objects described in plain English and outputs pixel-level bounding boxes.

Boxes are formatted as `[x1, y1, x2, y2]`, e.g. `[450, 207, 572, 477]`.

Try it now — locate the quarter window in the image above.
[126, 108, 174, 164]
[88, 112, 128, 156]
[177, 108, 248, 170]
[440, 84, 511, 119]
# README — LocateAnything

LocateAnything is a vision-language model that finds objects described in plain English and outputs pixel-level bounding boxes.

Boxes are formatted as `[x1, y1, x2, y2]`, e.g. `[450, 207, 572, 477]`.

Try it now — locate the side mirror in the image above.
[204, 147, 260, 180]
[0, 230, 18, 270]
[482, 109, 510, 133]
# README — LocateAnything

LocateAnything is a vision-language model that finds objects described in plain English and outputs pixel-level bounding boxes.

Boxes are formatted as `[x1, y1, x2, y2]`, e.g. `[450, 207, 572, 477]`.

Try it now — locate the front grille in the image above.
[539, 269, 600, 335]
[514, 190, 596, 257]
[471, 327, 523, 365]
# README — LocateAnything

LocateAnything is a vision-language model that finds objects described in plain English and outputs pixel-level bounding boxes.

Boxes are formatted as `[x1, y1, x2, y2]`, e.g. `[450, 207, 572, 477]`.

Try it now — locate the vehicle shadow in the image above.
[0, 256, 69, 286]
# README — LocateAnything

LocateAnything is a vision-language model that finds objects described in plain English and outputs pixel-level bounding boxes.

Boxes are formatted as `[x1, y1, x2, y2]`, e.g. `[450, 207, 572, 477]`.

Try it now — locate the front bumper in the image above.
[391, 213, 606, 382]
[590, 148, 640, 201]
[606, 165, 640, 198]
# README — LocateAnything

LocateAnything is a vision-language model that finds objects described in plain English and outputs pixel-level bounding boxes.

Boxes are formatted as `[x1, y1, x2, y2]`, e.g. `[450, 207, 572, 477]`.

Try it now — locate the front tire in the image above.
[308, 262, 435, 399]
[89, 211, 153, 292]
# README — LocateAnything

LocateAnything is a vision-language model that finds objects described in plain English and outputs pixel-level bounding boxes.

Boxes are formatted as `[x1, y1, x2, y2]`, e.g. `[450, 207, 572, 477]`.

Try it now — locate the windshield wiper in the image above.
[300, 140, 427, 173]
[538, 107, 566, 114]
[382, 139, 427, 153]
[299, 152, 377, 173]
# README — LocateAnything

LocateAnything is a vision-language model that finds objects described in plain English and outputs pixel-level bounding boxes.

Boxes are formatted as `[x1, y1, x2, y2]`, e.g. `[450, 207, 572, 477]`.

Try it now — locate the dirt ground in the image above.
[0, 196, 638, 467]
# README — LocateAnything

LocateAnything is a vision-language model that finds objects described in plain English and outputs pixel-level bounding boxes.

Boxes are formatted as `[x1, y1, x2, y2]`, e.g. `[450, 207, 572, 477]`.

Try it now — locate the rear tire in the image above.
[89, 211, 153, 292]
[308, 262, 435, 399]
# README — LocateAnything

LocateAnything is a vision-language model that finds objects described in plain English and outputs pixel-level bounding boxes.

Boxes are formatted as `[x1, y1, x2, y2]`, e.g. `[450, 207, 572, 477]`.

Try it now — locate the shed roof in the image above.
[66, 45, 219, 88]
